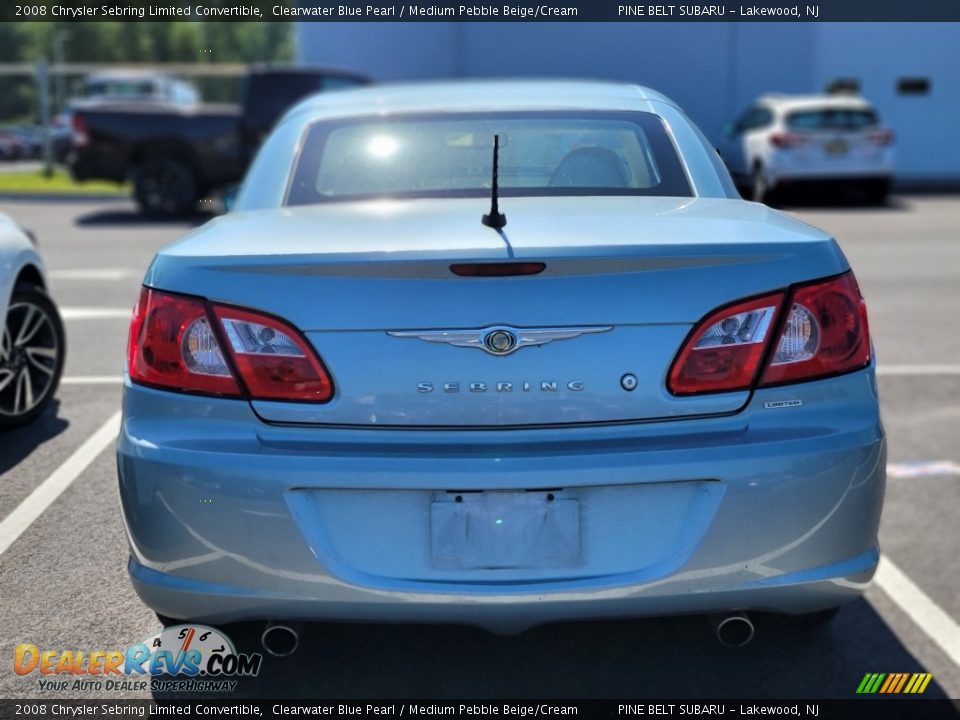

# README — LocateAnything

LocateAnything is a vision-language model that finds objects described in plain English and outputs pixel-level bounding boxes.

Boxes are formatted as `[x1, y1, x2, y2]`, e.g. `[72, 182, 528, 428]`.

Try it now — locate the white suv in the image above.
[0, 214, 65, 429]
[719, 94, 895, 203]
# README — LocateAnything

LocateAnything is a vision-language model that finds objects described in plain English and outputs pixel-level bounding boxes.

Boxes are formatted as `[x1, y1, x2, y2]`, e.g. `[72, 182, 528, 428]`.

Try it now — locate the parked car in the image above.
[718, 93, 895, 203]
[118, 81, 885, 649]
[11, 126, 44, 159]
[0, 215, 65, 429]
[0, 131, 26, 161]
[68, 65, 369, 216]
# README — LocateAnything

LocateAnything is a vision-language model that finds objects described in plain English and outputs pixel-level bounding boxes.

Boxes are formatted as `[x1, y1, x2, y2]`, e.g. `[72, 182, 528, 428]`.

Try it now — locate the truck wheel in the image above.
[0, 285, 65, 430]
[135, 158, 198, 216]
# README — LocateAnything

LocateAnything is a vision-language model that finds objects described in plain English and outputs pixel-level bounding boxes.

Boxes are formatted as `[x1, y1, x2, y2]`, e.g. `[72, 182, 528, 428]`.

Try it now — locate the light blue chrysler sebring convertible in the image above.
[118, 81, 885, 649]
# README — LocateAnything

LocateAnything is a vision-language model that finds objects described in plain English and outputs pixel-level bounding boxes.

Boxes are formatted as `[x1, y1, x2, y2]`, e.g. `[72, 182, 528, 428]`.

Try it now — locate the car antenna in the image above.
[481, 134, 507, 229]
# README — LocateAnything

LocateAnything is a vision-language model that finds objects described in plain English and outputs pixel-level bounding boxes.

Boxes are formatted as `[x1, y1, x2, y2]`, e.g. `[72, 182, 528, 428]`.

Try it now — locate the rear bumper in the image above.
[767, 156, 894, 186]
[67, 148, 126, 184]
[767, 165, 893, 185]
[129, 551, 878, 634]
[117, 369, 885, 633]
[772, 176, 893, 191]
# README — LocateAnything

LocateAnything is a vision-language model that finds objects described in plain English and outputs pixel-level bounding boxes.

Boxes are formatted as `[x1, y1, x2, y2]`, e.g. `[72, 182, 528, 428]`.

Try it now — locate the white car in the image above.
[719, 94, 895, 203]
[0, 214, 65, 429]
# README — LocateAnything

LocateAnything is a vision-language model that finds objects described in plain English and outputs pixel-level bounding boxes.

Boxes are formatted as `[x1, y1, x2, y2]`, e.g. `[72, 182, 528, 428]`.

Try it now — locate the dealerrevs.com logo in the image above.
[14, 624, 262, 693]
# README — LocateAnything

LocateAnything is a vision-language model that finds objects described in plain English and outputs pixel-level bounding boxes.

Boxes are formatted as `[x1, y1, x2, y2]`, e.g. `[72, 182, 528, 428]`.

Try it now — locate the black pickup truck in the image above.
[68, 65, 368, 216]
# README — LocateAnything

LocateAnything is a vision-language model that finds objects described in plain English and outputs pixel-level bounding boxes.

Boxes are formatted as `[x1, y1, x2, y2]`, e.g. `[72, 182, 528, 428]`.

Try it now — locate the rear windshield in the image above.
[286, 111, 692, 205]
[786, 108, 879, 131]
[84, 81, 156, 98]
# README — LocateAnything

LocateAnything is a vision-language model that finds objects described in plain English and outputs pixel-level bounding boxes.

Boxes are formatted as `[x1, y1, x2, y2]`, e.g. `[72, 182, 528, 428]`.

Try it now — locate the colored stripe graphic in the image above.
[880, 673, 903, 693]
[856, 673, 883, 694]
[857, 672, 932, 694]
[909, 673, 933, 693]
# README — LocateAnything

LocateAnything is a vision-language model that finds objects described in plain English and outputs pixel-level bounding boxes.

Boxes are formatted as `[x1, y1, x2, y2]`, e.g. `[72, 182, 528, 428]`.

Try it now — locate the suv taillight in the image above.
[71, 113, 89, 148]
[769, 132, 807, 149]
[867, 128, 895, 146]
[668, 272, 871, 395]
[127, 288, 334, 402]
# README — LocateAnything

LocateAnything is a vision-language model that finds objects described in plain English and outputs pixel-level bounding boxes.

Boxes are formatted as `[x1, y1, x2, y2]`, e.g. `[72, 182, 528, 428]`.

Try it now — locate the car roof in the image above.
[283, 79, 679, 122]
[86, 70, 173, 82]
[756, 93, 876, 112]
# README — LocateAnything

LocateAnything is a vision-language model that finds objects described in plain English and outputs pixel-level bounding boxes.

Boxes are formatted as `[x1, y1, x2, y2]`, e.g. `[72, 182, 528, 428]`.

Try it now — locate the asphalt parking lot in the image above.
[0, 194, 958, 702]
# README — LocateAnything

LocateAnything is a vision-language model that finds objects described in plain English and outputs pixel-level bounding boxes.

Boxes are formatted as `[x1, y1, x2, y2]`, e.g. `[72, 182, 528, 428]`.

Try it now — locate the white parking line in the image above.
[61, 307, 131, 320]
[874, 556, 960, 667]
[0, 411, 121, 559]
[877, 365, 960, 376]
[61, 376, 124, 385]
[887, 461, 960, 479]
[48, 268, 140, 281]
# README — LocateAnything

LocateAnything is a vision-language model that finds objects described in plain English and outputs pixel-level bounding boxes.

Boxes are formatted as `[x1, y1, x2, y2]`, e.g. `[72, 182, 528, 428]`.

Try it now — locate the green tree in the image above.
[2, 21, 294, 122]
[0, 25, 32, 121]
[197, 22, 294, 64]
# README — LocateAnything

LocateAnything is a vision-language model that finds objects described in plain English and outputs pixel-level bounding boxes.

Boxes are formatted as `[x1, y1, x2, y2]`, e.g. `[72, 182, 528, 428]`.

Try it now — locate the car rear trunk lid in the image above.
[147, 197, 847, 426]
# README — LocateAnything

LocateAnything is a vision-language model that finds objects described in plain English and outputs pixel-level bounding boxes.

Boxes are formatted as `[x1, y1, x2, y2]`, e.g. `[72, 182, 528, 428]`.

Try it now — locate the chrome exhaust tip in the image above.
[710, 611, 755, 647]
[261, 622, 300, 657]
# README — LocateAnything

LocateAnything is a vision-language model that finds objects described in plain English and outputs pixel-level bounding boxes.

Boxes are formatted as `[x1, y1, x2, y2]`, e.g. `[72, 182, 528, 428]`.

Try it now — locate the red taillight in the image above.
[128, 288, 241, 396]
[769, 132, 807, 149]
[71, 113, 89, 148]
[127, 288, 333, 402]
[668, 272, 871, 395]
[668, 293, 785, 395]
[210, 304, 333, 402]
[759, 273, 870, 386]
[867, 128, 895, 146]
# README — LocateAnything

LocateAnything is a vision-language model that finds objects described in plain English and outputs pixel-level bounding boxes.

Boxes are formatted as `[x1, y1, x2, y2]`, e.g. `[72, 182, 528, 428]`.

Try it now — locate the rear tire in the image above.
[134, 157, 198, 217]
[750, 164, 772, 204]
[864, 179, 891, 205]
[0, 285, 65, 430]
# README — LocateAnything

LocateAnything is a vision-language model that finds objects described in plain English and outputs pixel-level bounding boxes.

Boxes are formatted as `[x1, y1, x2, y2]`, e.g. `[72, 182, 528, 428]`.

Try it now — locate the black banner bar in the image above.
[5, 0, 960, 22]
[1, 699, 959, 720]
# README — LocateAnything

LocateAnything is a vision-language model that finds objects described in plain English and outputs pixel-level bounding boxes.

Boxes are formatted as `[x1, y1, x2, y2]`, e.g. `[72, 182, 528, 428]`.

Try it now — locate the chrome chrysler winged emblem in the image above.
[387, 325, 612, 356]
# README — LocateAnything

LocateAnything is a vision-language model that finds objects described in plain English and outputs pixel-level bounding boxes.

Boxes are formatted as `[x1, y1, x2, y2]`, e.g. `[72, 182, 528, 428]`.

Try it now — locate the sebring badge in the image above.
[387, 325, 612, 356]
[417, 380, 585, 394]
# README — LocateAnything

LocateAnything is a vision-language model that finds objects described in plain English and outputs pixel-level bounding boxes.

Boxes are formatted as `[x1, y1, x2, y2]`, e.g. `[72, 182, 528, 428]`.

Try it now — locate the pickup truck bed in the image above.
[71, 102, 244, 191]
[68, 66, 368, 215]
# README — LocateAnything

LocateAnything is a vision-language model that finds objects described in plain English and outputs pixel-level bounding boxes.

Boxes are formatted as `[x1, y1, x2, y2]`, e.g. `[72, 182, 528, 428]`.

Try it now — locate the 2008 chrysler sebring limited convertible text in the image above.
[118, 81, 885, 648]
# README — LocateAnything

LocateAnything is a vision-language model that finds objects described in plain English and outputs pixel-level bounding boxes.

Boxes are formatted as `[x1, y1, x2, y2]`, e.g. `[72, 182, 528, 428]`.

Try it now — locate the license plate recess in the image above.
[430, 491, 580, 570]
